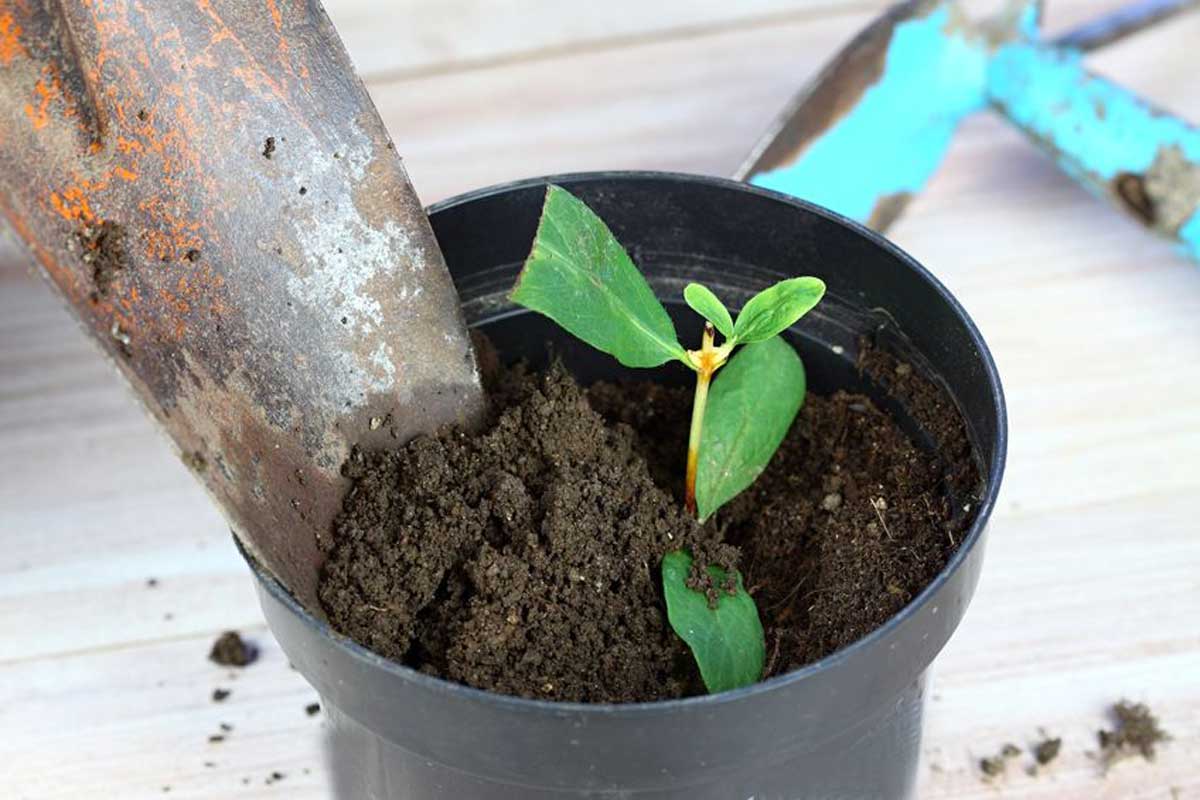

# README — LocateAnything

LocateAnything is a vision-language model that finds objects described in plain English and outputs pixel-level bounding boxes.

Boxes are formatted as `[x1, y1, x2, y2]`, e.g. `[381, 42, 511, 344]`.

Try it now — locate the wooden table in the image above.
[2, 2, 1197, 797]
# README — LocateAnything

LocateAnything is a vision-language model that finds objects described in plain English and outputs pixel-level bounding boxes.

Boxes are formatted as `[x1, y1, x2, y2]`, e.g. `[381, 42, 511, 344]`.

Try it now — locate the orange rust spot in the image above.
[50, 186, 96, 223]
[117, 136, 145, 155]
[24, 76, 59, 131]
[113, 166, 139, 182]
[157, 286, 191, 316]
[0, 12, 28, 66]
[266, 0, 283, 32]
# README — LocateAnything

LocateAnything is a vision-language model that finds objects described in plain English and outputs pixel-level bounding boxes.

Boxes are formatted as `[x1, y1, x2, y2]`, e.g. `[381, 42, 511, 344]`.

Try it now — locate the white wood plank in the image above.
[1, 630, 325, 799]
[324, 0, 889, 79]
[365, 8, 883, 204]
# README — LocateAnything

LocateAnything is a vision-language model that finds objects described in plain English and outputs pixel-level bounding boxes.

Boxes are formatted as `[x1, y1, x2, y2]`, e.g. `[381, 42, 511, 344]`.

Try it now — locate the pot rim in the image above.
[244, 169, 1008, 717]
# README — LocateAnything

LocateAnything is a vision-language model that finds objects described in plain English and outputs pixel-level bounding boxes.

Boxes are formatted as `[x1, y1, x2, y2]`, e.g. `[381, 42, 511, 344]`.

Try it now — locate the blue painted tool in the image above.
[737, 0, 1200, 261]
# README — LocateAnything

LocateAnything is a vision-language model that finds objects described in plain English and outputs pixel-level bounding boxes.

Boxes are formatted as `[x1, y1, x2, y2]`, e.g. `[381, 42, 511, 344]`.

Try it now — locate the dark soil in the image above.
[1034, 736, 1062, 766]
[78, 220, 127, 299]
[319, 343, 980, 703]
[979, 743, 1022, 779]
[209, 631, 257, 667]
[1099, 700, 1168, 766]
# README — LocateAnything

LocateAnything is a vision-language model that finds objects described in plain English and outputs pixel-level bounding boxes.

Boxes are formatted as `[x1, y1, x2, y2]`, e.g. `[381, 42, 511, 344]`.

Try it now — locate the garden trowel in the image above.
[0, 1, 485, 609]
[738, 0, 1200, 261]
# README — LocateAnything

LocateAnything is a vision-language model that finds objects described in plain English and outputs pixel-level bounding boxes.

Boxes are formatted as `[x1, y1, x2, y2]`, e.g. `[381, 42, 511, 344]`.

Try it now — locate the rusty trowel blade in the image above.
[735, 0, 1040, 231]
[0, 1, 484, 610]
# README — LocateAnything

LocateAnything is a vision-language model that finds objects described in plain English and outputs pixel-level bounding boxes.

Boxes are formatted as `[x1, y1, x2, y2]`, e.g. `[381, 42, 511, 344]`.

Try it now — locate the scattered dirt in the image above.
[209, 631, 257, 667]
[211, 688, 230, 703]
[182, 451, 207, 473]
[319, 340, 980, 702]
[979, 743, 1022, 780]
[77, 220, 127, 299]
[1035, 736, 1062, 766]
[980, 755, 1006, 779]
[1099, 700, 1168, 767]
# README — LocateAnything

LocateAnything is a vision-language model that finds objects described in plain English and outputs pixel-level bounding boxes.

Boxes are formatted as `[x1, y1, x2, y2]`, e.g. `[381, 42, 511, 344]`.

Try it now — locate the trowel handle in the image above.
[988, 42, 1200, 261]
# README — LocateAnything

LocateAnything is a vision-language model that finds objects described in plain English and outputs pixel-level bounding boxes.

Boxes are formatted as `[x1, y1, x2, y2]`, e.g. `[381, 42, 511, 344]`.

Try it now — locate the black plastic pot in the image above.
[247, 172, 1007, 799]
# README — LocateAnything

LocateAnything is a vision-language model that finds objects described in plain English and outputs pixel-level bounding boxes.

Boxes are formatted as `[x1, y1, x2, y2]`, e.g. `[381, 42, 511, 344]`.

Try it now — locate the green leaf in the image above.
[683, 283, 734, 338]
[696, 336, 805, 521]
[509, 185, 688, 368]
[662, 550, 765, 694]
[732, 277, 826, 344]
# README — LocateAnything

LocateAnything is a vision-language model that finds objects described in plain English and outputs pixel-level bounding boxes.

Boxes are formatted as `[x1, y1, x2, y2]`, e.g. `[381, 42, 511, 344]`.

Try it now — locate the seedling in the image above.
[509, 185, 825, 693]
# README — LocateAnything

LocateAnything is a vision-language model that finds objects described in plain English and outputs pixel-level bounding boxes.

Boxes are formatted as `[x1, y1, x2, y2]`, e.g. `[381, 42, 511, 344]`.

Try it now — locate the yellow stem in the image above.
[685, 323, 728, 517]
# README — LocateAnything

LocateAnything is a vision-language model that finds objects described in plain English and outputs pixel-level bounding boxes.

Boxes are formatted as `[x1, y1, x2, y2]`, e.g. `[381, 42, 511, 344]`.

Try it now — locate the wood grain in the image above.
[1, 1, 1197, 797]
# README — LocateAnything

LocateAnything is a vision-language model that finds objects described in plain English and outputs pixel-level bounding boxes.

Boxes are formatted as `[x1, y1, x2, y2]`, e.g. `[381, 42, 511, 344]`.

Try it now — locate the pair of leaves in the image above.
[661, 550, 765, 694]
[683, 277, 825, 347]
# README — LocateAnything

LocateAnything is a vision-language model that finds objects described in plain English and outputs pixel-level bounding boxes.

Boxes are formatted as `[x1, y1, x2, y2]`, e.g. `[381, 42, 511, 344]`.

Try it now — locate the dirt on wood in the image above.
[1099, 700, 1169, 767]
[209, 631, 257, 667]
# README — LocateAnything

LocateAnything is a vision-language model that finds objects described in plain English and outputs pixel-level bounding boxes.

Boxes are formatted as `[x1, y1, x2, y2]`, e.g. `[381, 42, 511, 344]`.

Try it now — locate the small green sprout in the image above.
[509, 185, 825, 692]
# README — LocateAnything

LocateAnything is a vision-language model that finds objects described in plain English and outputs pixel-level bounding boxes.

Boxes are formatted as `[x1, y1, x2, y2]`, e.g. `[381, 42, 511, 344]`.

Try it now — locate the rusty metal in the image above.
[0, 1, 485, 611]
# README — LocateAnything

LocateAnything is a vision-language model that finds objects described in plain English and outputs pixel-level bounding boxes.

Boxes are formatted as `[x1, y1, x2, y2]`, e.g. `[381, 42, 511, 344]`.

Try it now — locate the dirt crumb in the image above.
[305, 702, 320, 717]
[979, 742, 1021, 780]
[78, 220, 127, 298]
[182, 450, 207, 473]
[211, 688, 231, 703]
[209, 631, 257, 667]
[1035, 736, 1062, 766]
[980, 755, 1006, 779]
[1099, 700, 1168, 766]
[263, 136, 276, 159]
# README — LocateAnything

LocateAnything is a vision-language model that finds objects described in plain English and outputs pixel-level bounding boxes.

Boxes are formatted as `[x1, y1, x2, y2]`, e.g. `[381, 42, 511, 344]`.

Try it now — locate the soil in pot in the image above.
[317, 337, 982, 703]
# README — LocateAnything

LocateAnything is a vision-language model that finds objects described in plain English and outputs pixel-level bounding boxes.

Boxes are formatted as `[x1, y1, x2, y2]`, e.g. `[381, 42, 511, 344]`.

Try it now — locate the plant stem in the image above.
[685, 323, 723, 517]
[685, 371, 712, 517]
